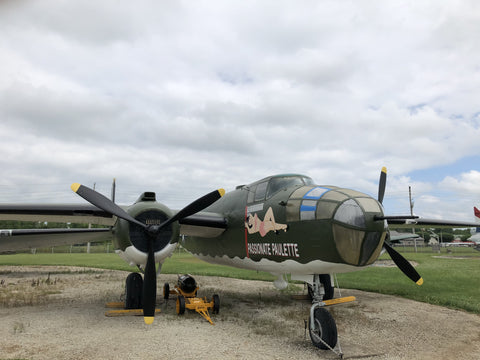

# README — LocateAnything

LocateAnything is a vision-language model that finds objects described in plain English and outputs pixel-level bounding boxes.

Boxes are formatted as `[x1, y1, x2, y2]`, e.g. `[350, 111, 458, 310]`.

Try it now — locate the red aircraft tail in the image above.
[474, 207, 480, 233]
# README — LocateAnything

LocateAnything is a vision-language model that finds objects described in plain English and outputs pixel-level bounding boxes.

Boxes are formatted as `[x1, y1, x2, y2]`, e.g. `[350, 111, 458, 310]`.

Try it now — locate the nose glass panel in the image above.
[332, 224, 365, 265]
[332, 197, 385, 266]
[334, 199, 365, 228]
[360, 231, 386, 266]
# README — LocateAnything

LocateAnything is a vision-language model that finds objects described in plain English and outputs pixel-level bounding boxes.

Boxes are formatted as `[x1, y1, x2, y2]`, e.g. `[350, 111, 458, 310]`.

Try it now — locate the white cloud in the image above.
[440, 171, 480, 196]
[0, 0, 480, 221]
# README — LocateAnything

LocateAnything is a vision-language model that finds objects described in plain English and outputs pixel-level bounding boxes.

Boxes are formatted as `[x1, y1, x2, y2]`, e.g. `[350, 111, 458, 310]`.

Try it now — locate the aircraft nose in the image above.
[332, 198, 386, 266]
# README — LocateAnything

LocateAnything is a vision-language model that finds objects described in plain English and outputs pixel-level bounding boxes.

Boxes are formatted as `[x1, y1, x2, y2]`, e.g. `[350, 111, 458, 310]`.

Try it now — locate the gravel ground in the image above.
[1, 266, 479, 360]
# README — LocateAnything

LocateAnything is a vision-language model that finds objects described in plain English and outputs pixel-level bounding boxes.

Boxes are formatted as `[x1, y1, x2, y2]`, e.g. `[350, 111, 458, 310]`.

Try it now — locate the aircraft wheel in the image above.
[163, 283, 170, 300]
[176, 295, 185, 315]
[308, 307, 337, 350]
[125, 272, 143, 309]
[212, 294, 220, 314]
[320, 274, 334, 300]
[307, 274, 334, 301]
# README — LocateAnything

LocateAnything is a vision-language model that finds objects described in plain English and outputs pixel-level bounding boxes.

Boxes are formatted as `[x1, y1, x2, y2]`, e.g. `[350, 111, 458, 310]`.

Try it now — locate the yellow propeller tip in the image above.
[71, 183, 81, 193]
[144, 316, 154, 325]
[416, 278, 424, 286]
[381, 167, 387, 174]
[218, 188, 226, 197]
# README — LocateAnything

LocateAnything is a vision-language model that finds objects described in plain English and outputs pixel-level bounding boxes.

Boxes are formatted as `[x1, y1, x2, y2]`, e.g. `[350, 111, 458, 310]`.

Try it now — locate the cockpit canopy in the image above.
[245, 174, 314, 203]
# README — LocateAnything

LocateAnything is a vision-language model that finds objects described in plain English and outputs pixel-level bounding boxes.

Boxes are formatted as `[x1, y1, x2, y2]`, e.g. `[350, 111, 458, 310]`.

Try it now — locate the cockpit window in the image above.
[247, 184, 256, 203]
[267, 176, 305, 198]
[254, 181, 268, 202]
[302, 176, 315, 185]
[334, 199, 365, 228]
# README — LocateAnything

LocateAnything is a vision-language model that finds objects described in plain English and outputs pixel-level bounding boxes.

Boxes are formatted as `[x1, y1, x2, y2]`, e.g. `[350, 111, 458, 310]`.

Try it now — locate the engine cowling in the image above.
[113, 193, 180, 267]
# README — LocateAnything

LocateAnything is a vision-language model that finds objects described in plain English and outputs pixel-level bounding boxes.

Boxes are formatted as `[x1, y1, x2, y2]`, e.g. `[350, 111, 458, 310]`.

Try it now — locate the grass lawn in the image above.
[336, 249, 480, 313]
[0, 251, 276, 281]
[1, 248, 479, 314]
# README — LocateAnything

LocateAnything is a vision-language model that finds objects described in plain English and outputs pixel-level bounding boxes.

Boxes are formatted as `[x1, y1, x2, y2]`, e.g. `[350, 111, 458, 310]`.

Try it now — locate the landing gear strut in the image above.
[307, 274, 340, 355]
[307, 274, 334, 301]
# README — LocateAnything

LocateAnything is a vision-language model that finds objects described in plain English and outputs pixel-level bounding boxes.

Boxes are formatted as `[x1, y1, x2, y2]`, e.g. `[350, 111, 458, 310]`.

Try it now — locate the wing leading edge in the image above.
[0, 204, 114, 253]
[0, 204, 114, 226]
[179, 213, 227, 238]
[386, 217, 480, 228]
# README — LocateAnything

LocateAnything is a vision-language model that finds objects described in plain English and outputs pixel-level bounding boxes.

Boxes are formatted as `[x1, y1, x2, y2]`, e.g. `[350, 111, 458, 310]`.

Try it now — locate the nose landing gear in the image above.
[306, 274, 355, 358]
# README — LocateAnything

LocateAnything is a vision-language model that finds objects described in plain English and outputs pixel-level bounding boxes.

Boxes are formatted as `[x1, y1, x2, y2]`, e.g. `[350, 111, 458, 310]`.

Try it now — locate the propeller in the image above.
[141, 188, 225, 324]
[71, 183, 225, 324]
[378, 166, 387, 204]
[384, 242, 423, 285]
[71, 183, 146, 228]
[376, 168, 424, 286]
[142, 234, 157, 324]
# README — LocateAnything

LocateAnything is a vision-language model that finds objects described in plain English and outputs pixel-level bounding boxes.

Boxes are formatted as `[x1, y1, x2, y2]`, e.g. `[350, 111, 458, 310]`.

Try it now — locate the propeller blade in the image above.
[156, 188, 225, 230]
[384, 242, 423, 285]
[378, 167, 387, 204]
[142, 239, 156, 324]
[71, 183, 146, 228]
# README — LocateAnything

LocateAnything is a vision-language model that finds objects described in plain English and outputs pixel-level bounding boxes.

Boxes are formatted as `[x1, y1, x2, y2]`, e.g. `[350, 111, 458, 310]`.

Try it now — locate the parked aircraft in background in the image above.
[467, 207, 480, 245]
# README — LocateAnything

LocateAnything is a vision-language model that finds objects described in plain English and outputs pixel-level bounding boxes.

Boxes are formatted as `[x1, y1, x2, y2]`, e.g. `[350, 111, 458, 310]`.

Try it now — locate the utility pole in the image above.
[409, 186, 417, 253]
[86, 183, 95, 254]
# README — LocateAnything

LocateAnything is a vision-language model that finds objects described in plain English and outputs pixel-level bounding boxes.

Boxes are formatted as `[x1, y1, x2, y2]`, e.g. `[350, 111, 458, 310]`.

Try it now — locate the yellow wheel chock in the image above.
[104, 302, 161, 317]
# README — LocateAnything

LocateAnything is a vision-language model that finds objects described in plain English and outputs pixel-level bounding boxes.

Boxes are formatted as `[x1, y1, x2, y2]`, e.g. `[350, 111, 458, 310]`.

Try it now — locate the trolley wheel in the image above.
[308, 307, 337, 350]
[176, 295, 185, 315]
[163, 283, 170, 300]
[212, 294, 220, 314]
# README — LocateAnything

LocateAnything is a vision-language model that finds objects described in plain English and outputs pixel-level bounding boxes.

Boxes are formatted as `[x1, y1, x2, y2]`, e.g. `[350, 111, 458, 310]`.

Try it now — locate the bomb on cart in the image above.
[163, 274, 220, 325]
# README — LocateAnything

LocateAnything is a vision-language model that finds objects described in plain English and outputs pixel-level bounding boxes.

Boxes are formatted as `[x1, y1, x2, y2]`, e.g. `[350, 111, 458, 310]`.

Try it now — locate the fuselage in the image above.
[183, 174, 387, 276]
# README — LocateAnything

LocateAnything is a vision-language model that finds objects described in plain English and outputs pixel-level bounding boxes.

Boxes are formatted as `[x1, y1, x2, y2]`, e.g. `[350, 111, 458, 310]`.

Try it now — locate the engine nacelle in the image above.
[113, 192, 180, 268]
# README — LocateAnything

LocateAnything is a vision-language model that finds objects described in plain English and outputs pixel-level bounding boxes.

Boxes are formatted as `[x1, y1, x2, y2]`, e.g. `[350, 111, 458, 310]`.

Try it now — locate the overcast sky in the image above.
[1, 1, 480, 223]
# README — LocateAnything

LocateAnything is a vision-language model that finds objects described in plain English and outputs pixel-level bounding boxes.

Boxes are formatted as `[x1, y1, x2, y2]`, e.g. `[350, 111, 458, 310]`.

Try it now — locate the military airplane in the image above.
[1, 168, 479, 351]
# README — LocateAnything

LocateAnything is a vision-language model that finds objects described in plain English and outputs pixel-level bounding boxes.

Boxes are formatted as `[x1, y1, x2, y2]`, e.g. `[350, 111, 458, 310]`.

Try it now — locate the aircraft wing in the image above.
[386, 217, 480, 228]
[179, 212, 227, 238]
[0, 228, 112, 253]
[0, 204, 115, 226]
[389, 230, 420, 242]
[0, 203, 114, 253]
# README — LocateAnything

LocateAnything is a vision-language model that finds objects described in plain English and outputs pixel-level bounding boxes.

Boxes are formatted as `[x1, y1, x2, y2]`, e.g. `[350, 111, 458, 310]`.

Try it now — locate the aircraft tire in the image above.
[163, 283, 170, 300]
[307, 274, 334, 301]
[320, 274, 334, 300]
[308, 307, 337, 350]
[212, 294, 220, 314]
[176, 295, 185, 315]
[125, 272, 143, 309]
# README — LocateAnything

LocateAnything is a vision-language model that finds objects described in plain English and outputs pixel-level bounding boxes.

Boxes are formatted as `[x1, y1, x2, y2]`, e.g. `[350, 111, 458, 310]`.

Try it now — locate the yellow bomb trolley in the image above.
[163, 274, 220, 325]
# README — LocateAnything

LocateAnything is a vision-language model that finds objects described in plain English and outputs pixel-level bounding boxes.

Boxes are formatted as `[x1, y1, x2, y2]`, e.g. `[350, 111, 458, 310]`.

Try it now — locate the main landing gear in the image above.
[105, 271, 156, 318]
[125, 272, 144, 309]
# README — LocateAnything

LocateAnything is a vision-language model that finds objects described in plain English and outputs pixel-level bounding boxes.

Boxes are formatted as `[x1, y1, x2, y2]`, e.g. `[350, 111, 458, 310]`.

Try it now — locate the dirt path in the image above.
[1, 266, 479, 360]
